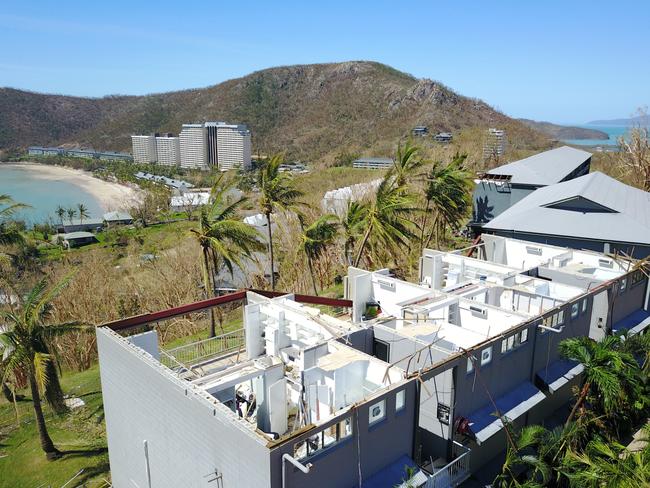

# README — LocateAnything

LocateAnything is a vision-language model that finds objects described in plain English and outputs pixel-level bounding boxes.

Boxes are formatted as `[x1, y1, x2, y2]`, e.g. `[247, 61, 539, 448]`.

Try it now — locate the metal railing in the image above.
[160, 328, 245, 371]
[424, 442, 471, 488]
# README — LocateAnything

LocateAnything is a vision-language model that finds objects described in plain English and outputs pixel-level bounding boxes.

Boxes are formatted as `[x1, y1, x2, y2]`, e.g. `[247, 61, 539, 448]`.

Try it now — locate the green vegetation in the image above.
[0, 365, 108, 487]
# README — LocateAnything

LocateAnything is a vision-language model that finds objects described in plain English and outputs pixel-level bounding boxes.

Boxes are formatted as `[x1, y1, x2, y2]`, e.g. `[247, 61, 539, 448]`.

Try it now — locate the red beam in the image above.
[102, 289, 352, 332]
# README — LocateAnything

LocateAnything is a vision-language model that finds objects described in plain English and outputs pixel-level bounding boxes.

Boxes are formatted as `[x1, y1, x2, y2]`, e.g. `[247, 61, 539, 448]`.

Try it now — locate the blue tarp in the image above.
[361, 455, 417, 488]
[536, 359, 580, 386]
[466, 381, 541, 434]
[612, 309, 650, 333]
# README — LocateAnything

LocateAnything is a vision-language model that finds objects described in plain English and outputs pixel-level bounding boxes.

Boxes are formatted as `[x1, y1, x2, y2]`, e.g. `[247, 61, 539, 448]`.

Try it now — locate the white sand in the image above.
[3, 162, 143, 212]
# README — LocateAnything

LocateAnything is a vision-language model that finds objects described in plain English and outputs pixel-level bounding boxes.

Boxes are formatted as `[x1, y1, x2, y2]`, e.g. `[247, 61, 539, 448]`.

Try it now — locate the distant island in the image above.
[587, 114, 649, 127]
[518, 119, 609, 140]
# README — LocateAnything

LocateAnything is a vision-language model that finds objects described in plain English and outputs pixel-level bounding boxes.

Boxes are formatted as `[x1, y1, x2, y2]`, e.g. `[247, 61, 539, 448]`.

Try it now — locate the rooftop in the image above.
[483, 171, 650, 245]
[485, 146, 592, 186]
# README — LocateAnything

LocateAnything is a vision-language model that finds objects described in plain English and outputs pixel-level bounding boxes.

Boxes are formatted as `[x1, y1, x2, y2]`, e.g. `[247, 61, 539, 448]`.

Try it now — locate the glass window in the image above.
[520, 328, 528, 343]
[620, 278, 627, 292]
[294, 440, 307, 459]
[582, 299, 588, 313]
[501, 339, 507, 354]
[557, 310, 565, 325]
[369, 399, 386, 425]
[507, 335, 515, 350]
[571, 303, 579, 319]
[467, 356, 475, 373]
[396, 389, 406, 412]
[322, 425, 337, 448]
[307, 433, 322, 456]
[481, 346, 492, 366]
[339, 417, 352, 439]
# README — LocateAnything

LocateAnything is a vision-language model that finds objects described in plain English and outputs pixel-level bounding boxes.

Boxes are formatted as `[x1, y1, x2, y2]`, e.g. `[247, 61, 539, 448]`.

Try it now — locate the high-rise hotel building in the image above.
[131, 135, 157, 164]
[206, 122, 252, 171]
[155, 134, 180, 167]
[132, 122, 251, 171]
[179, 124, 208, 170]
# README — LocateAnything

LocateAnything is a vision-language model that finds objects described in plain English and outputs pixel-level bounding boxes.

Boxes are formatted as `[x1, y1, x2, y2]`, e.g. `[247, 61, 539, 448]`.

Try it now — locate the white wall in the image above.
[97, 328, 271, 488]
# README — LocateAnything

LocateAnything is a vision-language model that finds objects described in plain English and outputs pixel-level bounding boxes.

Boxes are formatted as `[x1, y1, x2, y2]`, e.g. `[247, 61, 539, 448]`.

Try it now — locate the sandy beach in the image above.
[2, 162, 143, 212]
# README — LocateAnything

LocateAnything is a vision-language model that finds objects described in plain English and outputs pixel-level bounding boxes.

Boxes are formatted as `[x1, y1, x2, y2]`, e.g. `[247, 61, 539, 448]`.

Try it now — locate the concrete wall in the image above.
[270, 381, 417, 488]
[97, 328, 271, 488]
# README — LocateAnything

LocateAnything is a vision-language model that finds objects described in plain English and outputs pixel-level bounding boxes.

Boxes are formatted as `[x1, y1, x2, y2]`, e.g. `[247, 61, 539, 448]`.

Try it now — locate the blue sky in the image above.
[1, 1, 648, 124]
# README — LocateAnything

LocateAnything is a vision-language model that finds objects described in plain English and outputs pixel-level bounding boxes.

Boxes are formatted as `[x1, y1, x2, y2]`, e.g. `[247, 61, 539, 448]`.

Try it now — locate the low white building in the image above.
[321, 179, 382, 216]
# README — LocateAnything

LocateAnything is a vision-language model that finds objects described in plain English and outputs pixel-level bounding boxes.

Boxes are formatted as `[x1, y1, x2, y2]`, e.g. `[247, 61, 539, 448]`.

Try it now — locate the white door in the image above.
[589, 291, 608, 340]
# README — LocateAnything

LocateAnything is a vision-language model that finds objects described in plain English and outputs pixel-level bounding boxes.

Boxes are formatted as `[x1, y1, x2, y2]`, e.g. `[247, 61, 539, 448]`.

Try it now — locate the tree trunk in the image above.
[419, 200, 431, 255]
[28, 368, 59, 460]
[266, 212, 276, 290]
[353, 224, 373, 268]
[202, 248, 217, 338]
[565, 381, 590, 428]
[306, 253, 319, 296]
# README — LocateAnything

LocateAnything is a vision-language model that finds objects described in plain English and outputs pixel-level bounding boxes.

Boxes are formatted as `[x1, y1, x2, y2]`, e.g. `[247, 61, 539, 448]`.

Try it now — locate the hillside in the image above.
[0, 61, 550, 162]
[519, 119, 609, 141]
[587, 114, 649, 127]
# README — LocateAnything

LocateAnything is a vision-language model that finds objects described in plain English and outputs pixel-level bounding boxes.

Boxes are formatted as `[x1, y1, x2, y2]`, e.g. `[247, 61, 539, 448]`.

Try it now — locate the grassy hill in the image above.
[0, 61, 550, 162]
[518, 119, 609, 141]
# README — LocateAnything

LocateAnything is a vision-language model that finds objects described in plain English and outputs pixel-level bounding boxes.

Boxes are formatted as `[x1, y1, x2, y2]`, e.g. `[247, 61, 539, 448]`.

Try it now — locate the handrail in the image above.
[424, 443, 471, 488]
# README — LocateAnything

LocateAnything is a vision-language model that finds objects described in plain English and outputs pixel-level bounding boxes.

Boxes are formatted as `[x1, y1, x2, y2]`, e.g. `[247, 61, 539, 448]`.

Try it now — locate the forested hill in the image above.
[0, 61, 549, 161]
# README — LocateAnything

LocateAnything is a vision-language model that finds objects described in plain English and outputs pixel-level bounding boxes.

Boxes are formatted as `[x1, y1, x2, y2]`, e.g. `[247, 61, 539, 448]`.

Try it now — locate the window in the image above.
[571, 302, 579, 319]
[467, 356, 475, 373]
[501, 329, 528, 353]
[582, 298, 588, 313]
[526, 246, 543, 256]
[339, 417, 352, 439]
[369, 399, 386, 425]
[481, 346, 492, 366]
[373, 339, 390, 363]
[295, 417, 353, 460]
[599, 259, 613, 269]
[557, 310, 565, 325]
[620, 278, 627, 293]
[396, 389, 406, 412]
[632, 270, 645, 287]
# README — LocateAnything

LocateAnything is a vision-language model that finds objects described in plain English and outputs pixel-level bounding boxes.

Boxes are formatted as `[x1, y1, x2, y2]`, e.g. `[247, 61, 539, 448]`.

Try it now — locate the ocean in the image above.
[0, 164, 104, 225]
[562, 125, 633, 146]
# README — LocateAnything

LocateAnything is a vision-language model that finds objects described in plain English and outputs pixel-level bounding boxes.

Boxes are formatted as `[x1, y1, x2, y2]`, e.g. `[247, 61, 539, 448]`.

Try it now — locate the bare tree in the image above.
[618, 108, 650, 191]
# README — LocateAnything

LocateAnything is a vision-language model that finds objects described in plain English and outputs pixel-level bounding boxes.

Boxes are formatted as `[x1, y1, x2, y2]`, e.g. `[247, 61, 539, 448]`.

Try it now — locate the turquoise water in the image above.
[0, 165, 104, 225]
[562, 125, 633, 146]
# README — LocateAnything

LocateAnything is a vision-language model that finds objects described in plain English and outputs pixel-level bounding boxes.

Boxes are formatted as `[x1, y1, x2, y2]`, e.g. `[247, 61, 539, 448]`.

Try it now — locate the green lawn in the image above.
[0, 365, 110, 487]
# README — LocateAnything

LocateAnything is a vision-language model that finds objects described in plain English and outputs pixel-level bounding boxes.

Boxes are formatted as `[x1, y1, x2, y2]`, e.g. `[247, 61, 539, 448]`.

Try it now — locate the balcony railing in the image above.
[160, 328, 245, 372]
[423, 442, 471, 488]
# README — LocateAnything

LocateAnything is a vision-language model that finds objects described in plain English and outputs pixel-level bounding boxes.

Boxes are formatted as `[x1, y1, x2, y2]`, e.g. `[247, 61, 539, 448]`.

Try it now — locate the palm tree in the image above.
[389, 140, 424, 186]
[560, 335, 637, 427]
[66, 207, 76, 225]
[0, 195, 29, 265]
[191, 175, 265, 337]
[0, 194, 29, 220]
[562, 429, 650, 488]
[257, 154, 304, 290]
[76, 203, 89, 225]
[55, 205, 66, 227]
[298, 214, 339, 295]
[352, 177, 416, 268]
[0, 276, 85, 459]
[421, 153, 473, 250]
[341, 201, 365, 266]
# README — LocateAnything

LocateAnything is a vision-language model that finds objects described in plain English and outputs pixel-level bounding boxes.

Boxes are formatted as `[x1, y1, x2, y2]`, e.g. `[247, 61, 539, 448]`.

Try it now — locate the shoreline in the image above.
[0, 161, 143, 213]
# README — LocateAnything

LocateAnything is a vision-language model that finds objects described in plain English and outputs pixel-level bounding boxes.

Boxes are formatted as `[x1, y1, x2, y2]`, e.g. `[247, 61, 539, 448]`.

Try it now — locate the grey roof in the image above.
[487, 146, 592, 185]
[62, 231, 96, 240]
[483, 172, 650, 245]
[103, 211, 133, 221]
[63, 218, 104, 226]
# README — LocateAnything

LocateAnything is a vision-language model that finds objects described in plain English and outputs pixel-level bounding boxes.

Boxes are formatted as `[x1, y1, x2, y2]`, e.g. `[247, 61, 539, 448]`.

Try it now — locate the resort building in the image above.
[28, 146, 133, 162]
[471, 146, 592, 233]
[131, 135, 157, 164]
[180, 124, 209, 170]
[155, 134, 181, 167]
[96, 235, 649, 487]
[483, 128, 507, 160]
[434, 132, 453, 143]
[352, 157, 394, 170]
[481, 171, 650, 258]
